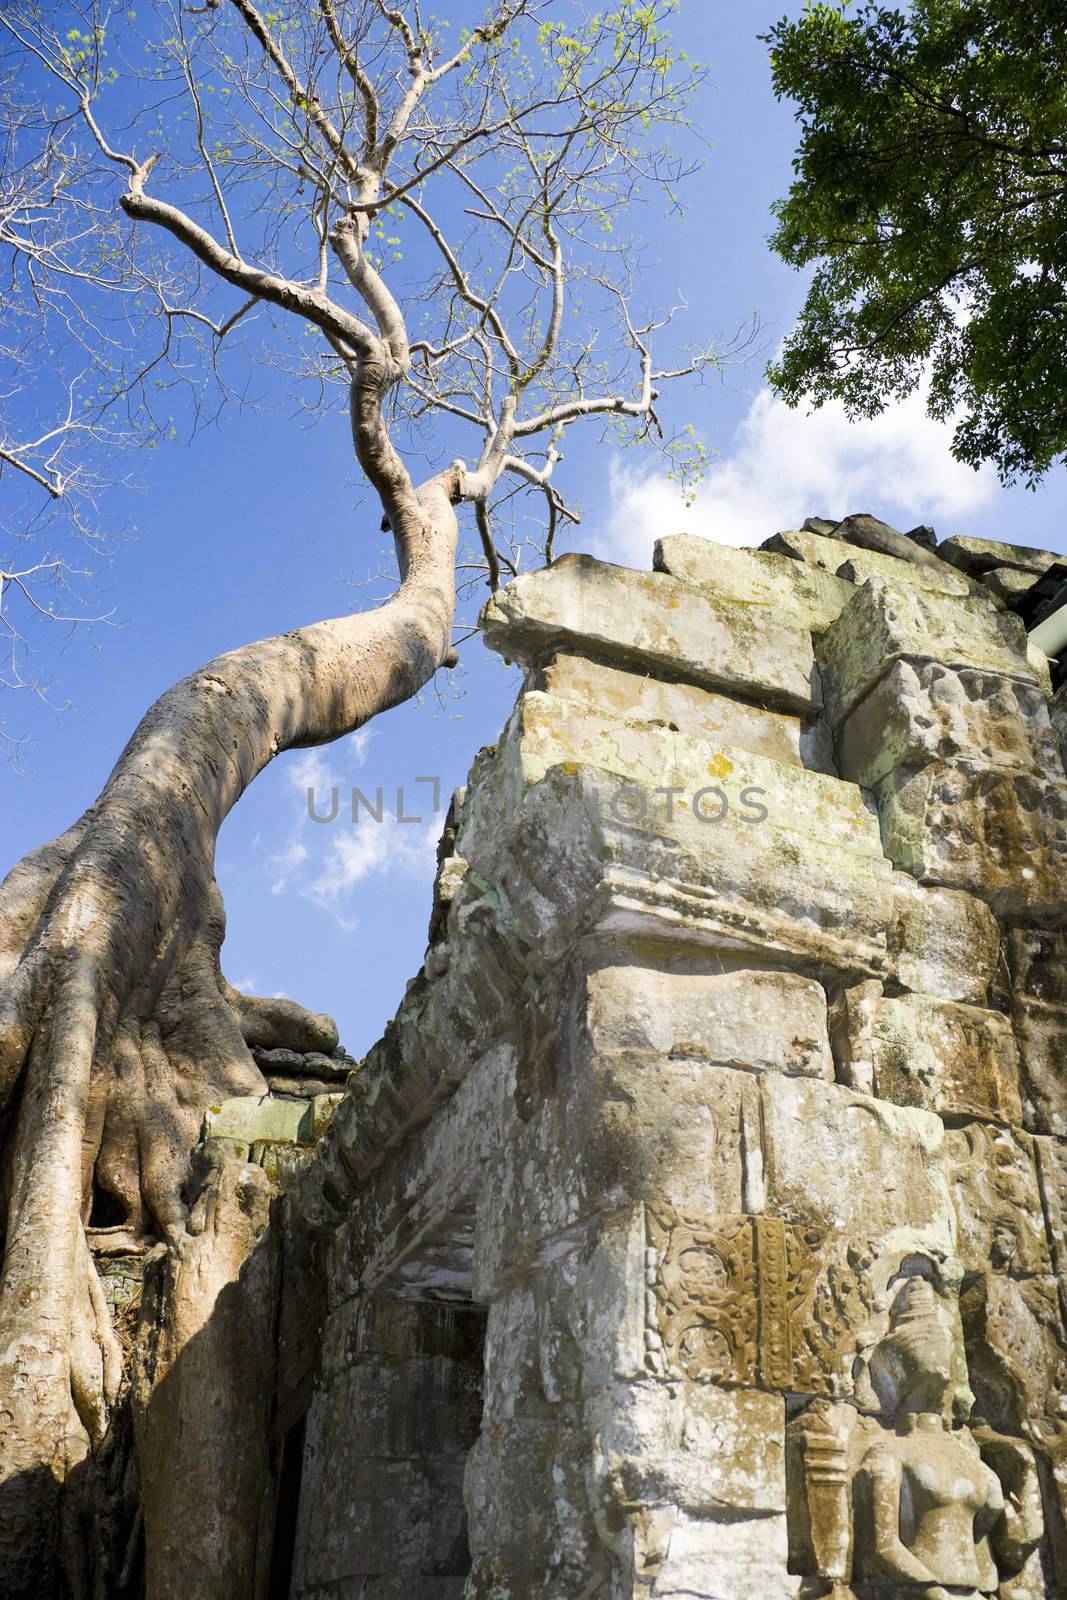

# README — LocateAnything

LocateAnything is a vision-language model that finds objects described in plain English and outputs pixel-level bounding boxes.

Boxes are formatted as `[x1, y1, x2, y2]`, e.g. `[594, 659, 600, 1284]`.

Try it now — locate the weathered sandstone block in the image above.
[961, 1273, 1067, 1432]
[987, 564, 1042, 603]
[888, 877, 1000, 1004]
[584, 961, 833, 1078]
[870, 993, 1022, 1125]
[1013, 1003, 1067, 1137]
[876, 761, 1067, 917]
[945, 1124, 1050, 1276]
[507, 689, 883, 861]
[939, 533, 1062, 578]
[481, 552, 820, 711]
[764, 525, 970, 596]
[820, 577, 1036, 724]
[204, 1093, 314, 1145]
[465, 1413, 604, 1595]
[759, 1074, 953, 1250]
[654, 530, 853, 632]
[529, 648, 834, 770]
[837, 659, 1062, 790]
[472, 1058, 761, 1298]
[634, 1509, 799, 1600]
[585, 1380, 787, 1514]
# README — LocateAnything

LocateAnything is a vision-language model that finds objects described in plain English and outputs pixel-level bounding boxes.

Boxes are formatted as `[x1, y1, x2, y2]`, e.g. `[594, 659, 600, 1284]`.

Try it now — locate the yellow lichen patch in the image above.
[706, 754, 734, 780]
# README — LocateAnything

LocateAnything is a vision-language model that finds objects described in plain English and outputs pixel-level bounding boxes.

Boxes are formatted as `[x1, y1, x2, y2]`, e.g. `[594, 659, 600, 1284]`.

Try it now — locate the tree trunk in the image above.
[0, 462, 460, 1595]
[131, 1151, 280, 1600]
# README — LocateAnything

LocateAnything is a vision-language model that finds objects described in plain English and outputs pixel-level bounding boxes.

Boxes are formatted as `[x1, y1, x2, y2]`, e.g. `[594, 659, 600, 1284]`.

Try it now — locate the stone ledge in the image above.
[481, 552, 820, 712]
[939, 533, 1063, 578]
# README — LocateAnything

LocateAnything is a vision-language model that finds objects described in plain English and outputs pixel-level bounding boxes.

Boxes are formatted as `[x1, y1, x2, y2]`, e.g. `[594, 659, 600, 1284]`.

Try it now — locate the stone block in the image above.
[480, 553, 820, 712]
[584, 961, 833, 1078]
[944, 1124, 1050, 1276]
[876, 762, 1067, 918]
[888, 878, 999, 1004]
[836, 660, 1062, 789]
[960, 1273, 1067, 1433]
[870, 994, 1022, 1126]
[504, 691, 884, 862]
[827, 979, 882, 1093]
[819, 578, 1036, 725]
[647, 1510, 800, 1600]
[764, 526, 970, 597]
[203, 1093, 310, 1146]
[528, 649, 833, 771]
[476, 1049, 767, 1299]
[939, 533, 1062, 578]
[759, 1073, 953, 1249]
[654, 530, 854, 632]
[987, 565, 1042, 603]
[1014, 1002, 1067, 1137]
[585, 1379, 787, 1516]
[472, 1059, 760, 1300]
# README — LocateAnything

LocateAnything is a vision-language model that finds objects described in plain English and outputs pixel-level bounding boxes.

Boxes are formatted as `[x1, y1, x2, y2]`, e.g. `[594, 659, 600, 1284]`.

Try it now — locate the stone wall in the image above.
[282, 525, 1067, 1598]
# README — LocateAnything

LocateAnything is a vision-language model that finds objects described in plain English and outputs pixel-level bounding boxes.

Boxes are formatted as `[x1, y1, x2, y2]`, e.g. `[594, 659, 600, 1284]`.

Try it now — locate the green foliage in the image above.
[765, 1, 1067, 484]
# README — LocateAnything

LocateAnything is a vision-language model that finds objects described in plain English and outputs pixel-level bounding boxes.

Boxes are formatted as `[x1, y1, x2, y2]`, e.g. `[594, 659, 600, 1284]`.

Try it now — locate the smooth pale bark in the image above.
[0, 454, 461, 1592]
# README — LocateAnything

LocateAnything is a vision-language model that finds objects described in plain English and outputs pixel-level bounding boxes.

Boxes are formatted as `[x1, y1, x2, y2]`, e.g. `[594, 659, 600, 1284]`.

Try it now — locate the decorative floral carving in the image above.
[646, 1206, 875, 1394]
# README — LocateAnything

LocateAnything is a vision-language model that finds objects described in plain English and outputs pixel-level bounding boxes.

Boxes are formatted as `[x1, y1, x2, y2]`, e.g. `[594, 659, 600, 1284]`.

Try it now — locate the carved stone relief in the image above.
[645, 1204, 883, 1397]
[945, 1124, 1051, 1277]
[787, 1273, 1044, 1595]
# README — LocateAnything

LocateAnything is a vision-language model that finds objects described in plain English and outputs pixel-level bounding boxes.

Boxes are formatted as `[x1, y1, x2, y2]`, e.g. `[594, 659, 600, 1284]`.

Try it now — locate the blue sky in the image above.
[4, 4, 1067, 1060]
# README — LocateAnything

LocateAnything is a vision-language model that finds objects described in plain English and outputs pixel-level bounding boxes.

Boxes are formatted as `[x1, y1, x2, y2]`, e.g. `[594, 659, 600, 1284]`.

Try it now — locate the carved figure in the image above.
[791, 1274, 1044, 1596]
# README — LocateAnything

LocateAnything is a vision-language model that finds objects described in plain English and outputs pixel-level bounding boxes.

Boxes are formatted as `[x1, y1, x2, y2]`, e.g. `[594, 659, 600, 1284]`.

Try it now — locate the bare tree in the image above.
[0, 0, 717, 1588]
[0, 92, 122, 752]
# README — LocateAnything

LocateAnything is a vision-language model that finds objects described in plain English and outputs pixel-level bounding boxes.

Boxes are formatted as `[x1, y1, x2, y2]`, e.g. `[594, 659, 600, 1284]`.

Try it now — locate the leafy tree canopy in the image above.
[765, 1, 1067, 485]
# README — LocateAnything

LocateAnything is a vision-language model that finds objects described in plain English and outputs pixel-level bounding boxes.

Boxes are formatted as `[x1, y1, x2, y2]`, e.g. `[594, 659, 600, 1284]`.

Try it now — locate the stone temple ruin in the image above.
[114, 520, 1067, 1596]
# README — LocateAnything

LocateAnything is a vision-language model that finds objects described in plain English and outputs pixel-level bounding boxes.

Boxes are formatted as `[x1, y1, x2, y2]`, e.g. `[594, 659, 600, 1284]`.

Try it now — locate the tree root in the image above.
[0, 817, 339, 1595]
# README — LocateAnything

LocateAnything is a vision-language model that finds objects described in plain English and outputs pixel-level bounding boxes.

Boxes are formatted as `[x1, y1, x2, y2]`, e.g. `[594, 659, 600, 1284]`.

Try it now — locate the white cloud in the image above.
[596, 385, 999, 569]
[300, 816, 440, 932]
[264, 735, 440, 930]
[285, 745, 340, 797]
[270, 838, 309, 894]
[348, 726, 374, 768]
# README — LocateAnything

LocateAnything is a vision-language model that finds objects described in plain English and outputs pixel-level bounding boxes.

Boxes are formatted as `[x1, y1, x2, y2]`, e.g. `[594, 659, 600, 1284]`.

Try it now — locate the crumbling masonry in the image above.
[197, 525, 1067, 1596]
